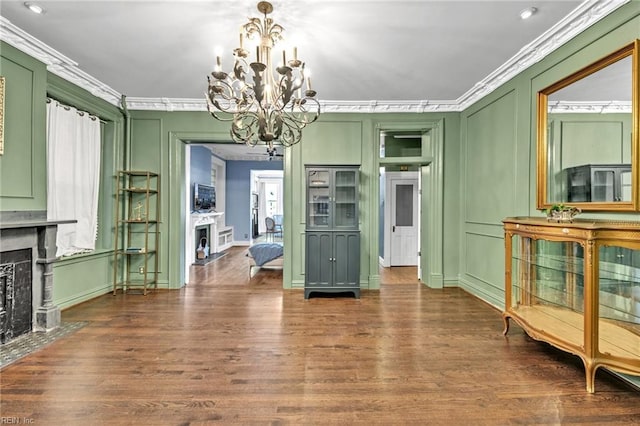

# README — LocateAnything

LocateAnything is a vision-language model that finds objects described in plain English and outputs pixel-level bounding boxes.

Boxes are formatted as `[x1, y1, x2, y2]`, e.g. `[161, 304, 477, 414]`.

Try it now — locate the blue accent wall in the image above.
[190, 146, 212, 184]
[226, 160, 283, 242]
[190, 146, 212, 211]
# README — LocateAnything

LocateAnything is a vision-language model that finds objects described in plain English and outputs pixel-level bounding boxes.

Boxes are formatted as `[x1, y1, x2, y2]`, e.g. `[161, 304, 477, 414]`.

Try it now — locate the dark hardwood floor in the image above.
[1, 246, 639, 425]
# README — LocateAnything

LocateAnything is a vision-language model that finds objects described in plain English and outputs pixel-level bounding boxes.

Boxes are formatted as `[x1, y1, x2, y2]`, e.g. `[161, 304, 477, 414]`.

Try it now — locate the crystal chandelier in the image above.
[206, 1, 320, 153]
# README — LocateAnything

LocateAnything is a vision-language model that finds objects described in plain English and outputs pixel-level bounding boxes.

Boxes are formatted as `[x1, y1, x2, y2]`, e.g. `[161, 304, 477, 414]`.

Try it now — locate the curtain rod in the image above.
[46, 97, 106, 123]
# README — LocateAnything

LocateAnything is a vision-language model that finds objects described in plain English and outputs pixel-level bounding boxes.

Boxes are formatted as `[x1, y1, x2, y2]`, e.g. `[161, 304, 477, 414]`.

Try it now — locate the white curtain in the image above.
[46, 100, 101, 257]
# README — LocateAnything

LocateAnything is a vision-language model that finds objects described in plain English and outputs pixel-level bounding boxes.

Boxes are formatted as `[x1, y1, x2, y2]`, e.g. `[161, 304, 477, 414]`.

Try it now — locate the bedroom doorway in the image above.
[182, 141, 284, 285]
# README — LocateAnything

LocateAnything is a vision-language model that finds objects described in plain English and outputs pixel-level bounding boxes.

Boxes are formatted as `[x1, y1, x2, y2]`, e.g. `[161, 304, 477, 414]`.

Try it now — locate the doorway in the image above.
[386, 172, 419, 266]
[385, 172, 420, 266]
[182, 141, 284, 285]
[250, 169, 284, 243]
[377, 124, 444, 287]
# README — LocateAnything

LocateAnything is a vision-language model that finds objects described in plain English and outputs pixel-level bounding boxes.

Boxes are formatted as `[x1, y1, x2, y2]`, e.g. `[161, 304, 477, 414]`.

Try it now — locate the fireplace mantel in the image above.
[0, 219, 76, 230]
[187, 211, 234, 267]
[190, 211, 223, 228]
[0, 211, 75, 340]
[188, 212, 223, 267]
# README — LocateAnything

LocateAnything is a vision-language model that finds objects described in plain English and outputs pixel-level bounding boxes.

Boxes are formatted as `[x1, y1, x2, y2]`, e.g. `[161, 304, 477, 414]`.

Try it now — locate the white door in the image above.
[390, 178, 419, 266]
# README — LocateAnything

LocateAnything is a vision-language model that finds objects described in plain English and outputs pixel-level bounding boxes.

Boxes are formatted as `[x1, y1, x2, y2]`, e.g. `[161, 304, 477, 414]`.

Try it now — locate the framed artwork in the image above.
[0, 76, 4, 155]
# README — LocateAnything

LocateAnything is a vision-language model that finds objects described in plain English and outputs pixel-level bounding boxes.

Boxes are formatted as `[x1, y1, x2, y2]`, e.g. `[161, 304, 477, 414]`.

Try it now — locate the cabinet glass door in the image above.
[334, 169, 357, 228]
[598, 244, 640, 360]
[567, 167, 589, 202]
[511, 237, 585, 344]
[308, 170, 331, 227]
[592, 169, 615, 201]
[620, 170, 632, 201]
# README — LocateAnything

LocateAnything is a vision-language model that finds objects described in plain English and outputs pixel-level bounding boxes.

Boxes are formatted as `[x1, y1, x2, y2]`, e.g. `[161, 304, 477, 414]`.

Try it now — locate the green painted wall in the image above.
[0, 42, 124, 309]
[458, 3, 640, 308]
[0, 42, 47, 211]
[125, 110, 460, 291]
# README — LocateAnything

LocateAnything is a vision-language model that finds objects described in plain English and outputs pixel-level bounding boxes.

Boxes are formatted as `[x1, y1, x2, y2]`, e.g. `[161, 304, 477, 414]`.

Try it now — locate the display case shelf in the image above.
[503, 217, 640, 393]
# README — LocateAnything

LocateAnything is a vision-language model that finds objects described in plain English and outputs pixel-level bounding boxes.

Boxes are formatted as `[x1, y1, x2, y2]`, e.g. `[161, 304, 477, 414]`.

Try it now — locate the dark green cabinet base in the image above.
[304, 231, 360, 299]
[305, 287, 360, 299]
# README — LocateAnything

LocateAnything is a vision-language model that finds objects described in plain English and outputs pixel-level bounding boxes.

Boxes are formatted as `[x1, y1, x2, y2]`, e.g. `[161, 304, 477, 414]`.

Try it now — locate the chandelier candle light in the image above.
[206, 1, 320, 152]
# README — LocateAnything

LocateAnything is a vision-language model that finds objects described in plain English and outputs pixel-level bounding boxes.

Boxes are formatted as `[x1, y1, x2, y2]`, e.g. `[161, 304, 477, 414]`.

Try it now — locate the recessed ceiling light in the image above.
[519, 7, 537, 20]
[24, 2, 45, 14]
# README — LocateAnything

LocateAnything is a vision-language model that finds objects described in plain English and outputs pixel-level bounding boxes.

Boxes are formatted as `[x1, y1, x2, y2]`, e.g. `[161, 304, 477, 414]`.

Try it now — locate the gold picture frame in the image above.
[0, 76, 4, 155]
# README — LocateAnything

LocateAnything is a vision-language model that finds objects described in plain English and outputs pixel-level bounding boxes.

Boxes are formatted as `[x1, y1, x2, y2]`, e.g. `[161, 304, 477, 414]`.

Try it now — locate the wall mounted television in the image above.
[193, 183, 216, 212]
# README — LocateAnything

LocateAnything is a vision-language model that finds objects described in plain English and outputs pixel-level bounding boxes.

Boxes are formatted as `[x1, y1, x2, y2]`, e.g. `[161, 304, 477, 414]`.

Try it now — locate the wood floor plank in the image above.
[1, 246, 639, 424]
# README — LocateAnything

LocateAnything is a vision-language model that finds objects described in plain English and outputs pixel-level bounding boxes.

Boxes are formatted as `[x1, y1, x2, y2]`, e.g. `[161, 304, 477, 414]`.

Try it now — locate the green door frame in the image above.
[376, 120, 444, 288]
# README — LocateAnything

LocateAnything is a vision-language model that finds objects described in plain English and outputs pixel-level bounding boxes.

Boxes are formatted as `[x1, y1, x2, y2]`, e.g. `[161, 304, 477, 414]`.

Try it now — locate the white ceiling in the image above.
[0, 0, 629, 159]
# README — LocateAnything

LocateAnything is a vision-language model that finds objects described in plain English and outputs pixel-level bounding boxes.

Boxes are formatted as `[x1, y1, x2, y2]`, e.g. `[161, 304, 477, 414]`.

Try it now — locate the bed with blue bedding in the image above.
[247, 242, 284, 276]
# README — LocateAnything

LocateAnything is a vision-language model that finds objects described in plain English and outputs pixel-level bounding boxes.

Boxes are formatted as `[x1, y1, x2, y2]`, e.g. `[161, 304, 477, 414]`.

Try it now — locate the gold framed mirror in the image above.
[537, 40, 639, 211]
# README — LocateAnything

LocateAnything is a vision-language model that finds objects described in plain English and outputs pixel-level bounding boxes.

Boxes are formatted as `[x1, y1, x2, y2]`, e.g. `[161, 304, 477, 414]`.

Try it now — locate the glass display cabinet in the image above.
[306, 167, 358, 229]
[503, 217, 640, 393]
[566, 164, 632, 203]
[305, 166, 360, 299]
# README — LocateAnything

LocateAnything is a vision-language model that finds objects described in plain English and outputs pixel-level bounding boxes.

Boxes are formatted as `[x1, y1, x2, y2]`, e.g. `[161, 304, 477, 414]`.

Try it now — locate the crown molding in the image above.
[454, 0, 629, 110]
[124, 97, 464, 113]
[0, 0, 630, 113]
[0, 16, 122, 105]
[548, 100, 631, 113]
[124, 97, 208, 112]
[319, 100, 463, 114]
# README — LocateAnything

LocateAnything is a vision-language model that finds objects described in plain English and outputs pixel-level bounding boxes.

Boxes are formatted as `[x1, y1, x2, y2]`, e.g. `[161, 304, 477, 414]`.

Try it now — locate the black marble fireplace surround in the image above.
[0, 248, 32, 343]
[0, 211, 74, 344]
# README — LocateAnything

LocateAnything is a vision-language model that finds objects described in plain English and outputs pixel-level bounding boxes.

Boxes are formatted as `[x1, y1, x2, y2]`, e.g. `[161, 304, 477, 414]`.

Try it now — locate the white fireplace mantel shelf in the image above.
[190, 211, 223, 228]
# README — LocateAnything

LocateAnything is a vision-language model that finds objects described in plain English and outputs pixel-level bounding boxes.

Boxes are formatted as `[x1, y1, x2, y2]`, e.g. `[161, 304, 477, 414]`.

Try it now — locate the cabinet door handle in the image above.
[392, 225, 396, 232]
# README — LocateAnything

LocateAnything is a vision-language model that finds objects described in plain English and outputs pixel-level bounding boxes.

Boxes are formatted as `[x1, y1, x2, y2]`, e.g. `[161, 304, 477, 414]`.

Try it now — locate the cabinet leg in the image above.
[502, 314, 510, 336]
[585, 362, 597, 394]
